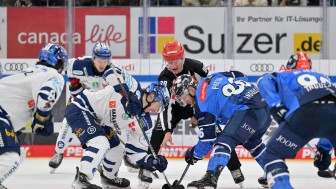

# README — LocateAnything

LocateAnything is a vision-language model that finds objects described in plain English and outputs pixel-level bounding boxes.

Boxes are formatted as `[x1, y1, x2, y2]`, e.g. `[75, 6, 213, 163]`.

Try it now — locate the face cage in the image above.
[162, 58, 185, 70]
[175, 90, 189, 107]
[147, 92, 167, 114]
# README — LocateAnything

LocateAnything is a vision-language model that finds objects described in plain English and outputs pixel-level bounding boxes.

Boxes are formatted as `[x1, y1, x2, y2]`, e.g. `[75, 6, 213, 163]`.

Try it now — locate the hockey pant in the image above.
[102, 125, 153, 179]
[264, 102, 336, 181]
[208, 107, 271, 171]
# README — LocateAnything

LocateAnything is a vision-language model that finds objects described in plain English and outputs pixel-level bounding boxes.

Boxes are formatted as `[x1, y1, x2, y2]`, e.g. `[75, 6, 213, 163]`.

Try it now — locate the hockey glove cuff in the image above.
[270, 104, 288, 124]
[314, 145, 332, 171]
[185, 146, 202, 165]
[31, 112, 54, 137]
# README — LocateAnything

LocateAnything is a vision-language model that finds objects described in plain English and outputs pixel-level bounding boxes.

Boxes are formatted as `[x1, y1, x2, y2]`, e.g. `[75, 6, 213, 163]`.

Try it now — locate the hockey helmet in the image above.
[162, 40, 184, 62]
[92, 42, 112, 60]
[145, 81, 170, 110]
[286, 52, 312, 70]
[172, 74, 198, 107]
[38, 43, 68, 67]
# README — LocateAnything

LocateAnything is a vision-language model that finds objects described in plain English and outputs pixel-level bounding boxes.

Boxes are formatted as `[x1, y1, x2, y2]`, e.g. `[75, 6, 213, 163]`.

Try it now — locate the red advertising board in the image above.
[22, 145, 333, 160]
[7, 7, 130, 59]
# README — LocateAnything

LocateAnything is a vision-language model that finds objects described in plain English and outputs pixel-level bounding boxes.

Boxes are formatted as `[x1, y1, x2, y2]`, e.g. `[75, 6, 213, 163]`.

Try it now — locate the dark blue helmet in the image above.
[38, 43, 68, 66]
[92, 42, 111, 60]
[146, 81, 170, 109]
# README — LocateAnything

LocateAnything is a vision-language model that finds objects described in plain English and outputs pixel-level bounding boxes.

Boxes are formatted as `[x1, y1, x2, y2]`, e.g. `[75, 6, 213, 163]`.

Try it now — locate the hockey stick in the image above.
[110, 63, 172, 187]
[162, 163, 190, 189]
[306, 143, 336, 179]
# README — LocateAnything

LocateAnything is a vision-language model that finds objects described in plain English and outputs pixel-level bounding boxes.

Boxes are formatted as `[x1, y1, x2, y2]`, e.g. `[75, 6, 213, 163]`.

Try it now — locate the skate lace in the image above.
[231, 169, 242, 179]
[112, 177, 124, 184]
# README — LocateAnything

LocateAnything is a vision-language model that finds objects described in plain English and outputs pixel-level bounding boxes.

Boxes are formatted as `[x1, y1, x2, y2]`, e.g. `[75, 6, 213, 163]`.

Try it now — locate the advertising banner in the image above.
[4, 7, 336, 59]
[0, 8, 6, 58]
[7, 7, 130, 59]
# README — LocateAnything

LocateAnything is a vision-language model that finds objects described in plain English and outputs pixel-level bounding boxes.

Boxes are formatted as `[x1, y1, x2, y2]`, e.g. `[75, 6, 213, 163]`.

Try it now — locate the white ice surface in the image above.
[3, 158, 335, 189]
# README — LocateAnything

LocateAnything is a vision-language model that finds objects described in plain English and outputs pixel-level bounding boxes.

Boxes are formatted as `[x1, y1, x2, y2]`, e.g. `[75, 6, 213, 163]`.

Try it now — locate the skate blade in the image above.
[238, 182, 244, 188]
[50, 168, 56, 174]
[187, 187, 215, 189]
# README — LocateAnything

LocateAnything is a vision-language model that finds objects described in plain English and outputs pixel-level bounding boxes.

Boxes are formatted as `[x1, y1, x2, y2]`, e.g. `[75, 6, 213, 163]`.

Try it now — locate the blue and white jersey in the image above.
[196, 72, 266, 121]
[258, 69, 336, 118]
[67, 56, 109, 91]
[0, 65, 64, 131]
[71, 83, 152, 132]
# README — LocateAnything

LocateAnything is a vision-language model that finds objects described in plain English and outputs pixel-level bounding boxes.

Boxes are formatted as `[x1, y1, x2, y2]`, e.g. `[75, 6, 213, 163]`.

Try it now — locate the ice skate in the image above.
[98, 165, 130, 188]
[72, 167, 102, 189]
[123, 155, 139, 173]
[138, 168, 152, 189]
[258, 172, 268, 188]
[187, 165, 223, 189]
[49, 152, 63, 173]
[230, 168, 245, 188]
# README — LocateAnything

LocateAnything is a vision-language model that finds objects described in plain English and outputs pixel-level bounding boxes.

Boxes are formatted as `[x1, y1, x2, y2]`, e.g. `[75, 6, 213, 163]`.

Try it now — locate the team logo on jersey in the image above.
[27, 100, 35, 109]
[199, 80, 209, 102]
[57, 141, 65, 149]
[109, 101, 116, 109]
[128, 122, 136, 132]
[87, 126, 96, 134]
[122, 113, 130, 120]
[92, 82, 100, 88]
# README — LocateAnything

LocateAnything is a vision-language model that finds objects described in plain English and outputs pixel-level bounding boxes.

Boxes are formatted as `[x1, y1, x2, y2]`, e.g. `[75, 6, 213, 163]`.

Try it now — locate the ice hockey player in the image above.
[66, 69, 170, 189]
[172, 71, 271, 189]
[148, 40, 246, 186]
[0, 43, 68, 189]
[49, 42, 112, 173]
[257, 52, 336, 188]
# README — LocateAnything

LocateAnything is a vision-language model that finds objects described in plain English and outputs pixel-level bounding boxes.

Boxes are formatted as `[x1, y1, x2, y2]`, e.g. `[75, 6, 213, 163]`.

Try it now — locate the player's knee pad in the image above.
[0, 152, 21, 183]
[101, 143, 124, 179]
[80, 136, 109, 179]
[207, 144, 231, 171]
[267, 125, 305, 159]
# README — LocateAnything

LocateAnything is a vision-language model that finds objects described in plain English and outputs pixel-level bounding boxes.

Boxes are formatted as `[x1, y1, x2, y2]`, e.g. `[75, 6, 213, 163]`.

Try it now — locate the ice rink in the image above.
[2, 158, 336, 189]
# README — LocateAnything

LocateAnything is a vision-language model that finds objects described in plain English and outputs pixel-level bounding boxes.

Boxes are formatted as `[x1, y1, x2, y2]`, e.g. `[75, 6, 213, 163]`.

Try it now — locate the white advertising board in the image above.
[130, 7, 336, 59]
[0, 8, 6, 58]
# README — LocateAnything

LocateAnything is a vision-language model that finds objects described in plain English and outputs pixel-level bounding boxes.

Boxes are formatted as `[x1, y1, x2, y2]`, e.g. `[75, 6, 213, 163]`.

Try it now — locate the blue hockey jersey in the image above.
[196, 72, 267, 120]
[257, 69, 336, 118]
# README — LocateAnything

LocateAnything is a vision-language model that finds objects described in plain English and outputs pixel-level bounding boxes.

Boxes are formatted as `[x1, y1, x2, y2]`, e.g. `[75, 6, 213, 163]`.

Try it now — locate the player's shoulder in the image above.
[158, 68, 174, 81]
[184, 58, 203, 66]
[70, 57, 93, 76]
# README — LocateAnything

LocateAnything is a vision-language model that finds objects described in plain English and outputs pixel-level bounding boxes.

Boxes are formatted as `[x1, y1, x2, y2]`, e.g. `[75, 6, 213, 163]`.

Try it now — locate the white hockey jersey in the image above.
[0, 65, 64, 131]
[67, 56, 108, 91]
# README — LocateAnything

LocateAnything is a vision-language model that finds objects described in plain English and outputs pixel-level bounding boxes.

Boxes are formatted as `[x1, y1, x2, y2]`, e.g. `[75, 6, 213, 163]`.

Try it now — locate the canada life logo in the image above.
[85, 15, 127, 58]
[138, 16, 175, 54]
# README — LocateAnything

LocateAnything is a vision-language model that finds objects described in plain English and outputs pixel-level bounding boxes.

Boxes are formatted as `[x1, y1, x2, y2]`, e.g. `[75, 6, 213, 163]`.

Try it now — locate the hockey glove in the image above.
[270, 104, 288, 124]
[120, 91, 142, 116]
[69, 82, 84, 96]
[314, 145, 332, 171]
[185, 146, 202, 165]
[31, 112, 54, 137]
[139, 154, 168, 173]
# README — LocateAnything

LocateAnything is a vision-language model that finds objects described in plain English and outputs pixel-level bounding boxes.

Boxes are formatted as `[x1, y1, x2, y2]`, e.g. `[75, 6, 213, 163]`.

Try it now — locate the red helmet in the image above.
[162, 40, 184, 61]
[286, 52, 312, 70]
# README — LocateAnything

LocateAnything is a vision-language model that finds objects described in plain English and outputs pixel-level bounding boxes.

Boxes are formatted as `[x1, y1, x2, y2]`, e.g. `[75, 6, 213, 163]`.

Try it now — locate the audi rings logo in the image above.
[250, 63, 274, 72]
[4, 63, 29, 71]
